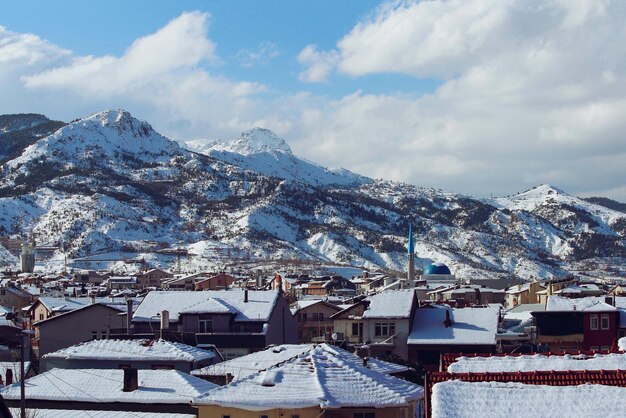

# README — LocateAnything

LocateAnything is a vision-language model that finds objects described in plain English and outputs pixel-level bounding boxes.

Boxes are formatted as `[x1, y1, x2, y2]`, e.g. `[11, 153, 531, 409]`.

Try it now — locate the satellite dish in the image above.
[331, 333, 338, 341]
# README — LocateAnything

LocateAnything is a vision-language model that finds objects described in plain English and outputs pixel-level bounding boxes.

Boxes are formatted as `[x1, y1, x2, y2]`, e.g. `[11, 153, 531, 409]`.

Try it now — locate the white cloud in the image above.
[236, 41, 281, 67]
[297, 44, 339, 83]
[1, 2, 626, 201]
[23, 12, 218, 95]
[0, 13, 284, 140]
[286, 0, 626, 200]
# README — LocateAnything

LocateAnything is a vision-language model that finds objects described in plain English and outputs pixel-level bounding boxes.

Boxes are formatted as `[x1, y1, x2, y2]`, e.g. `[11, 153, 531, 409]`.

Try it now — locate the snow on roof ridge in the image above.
[448, 351, 626, 373]
[42, 338, 216, 362]
[194, 343, 422, 409]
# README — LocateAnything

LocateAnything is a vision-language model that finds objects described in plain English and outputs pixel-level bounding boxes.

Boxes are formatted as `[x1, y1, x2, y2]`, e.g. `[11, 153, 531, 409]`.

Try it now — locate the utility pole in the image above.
[20, 330, 34, 418]
[20, 332, 25, 418]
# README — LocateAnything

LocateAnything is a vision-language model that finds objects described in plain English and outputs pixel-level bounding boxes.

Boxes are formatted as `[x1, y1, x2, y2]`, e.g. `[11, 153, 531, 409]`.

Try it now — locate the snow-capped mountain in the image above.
[0, 113, 66, 164]
[0, 109, 624, 281]
[186, 128, 368, 187]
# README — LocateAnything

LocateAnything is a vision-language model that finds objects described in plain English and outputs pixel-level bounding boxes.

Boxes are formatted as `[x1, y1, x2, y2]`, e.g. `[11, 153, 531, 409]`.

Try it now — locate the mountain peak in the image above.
[530, 184, 567, 195]
[228, 128, 292, 155]
[79, 109, 155, 138]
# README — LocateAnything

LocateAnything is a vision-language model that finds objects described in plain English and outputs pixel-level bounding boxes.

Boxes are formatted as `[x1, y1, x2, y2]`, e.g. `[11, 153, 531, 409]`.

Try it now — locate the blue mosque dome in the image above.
[425, 262, 452, 275]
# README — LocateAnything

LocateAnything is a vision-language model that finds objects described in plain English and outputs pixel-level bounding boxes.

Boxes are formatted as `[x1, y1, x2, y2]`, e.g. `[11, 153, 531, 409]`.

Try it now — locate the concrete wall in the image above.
[36, 304, 127, 356]
[265, 295, 298, 345]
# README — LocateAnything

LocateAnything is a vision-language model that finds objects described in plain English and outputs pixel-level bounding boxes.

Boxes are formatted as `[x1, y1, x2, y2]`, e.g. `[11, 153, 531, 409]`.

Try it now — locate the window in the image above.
[352, 322, 362, 336]
[601, 346, 610, 351]
[222, 415, 231, 418]
[374, 322, 395, 337]
[101, 330, 108, 339]
[354, 413, 375, 418]
[260, 415, 269, 418]
[301, 313, 308, 322]
[312, 312, 324, 321]
[590, 346, 599, 352]
[92, 331, 98, 340]
[601, 314, 610, 330]
[291, 415, 300, 418]
[39, 313, 44, 321]
[590, 314, 599, 330]
[199, 315, 213, 333]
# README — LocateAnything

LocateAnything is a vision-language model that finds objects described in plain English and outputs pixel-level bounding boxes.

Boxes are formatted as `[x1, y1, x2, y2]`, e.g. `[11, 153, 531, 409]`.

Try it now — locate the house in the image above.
[132, 289, 298, 359]
[331, 289, 417, 359]
[73, 269, 109, 285]
[428, 285, 505, 305]
[505, 281, 545, 307]
[193, 344, 423, 418]
[408, 305, 500, 370]
[0, 283, 34, 310]
[33, 302, 129, 356]
[531, 296, 619, 353]
[291, 299, 342, 343]
[0, 316, 25, 363]
[0, 368, 217, 415]
[40, 338, 222, 372]
[194, 273, 236, 291]
[162, 272, 208, 291]
[107, 276, 138, 291]
[191, 343, 409, 384]
[135, 268, 173, 289]
[553, 283, 605, 298]
[27, 295, 131, 323]
[614, 296, 626, 338]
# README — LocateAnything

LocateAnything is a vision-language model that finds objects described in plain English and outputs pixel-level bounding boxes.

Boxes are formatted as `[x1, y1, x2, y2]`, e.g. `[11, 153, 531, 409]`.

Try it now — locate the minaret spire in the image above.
[407, 222, 415, 288]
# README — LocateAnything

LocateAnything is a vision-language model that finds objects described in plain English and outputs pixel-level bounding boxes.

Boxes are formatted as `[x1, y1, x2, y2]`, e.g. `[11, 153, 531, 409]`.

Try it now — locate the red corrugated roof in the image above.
[425, 368, 626, 418]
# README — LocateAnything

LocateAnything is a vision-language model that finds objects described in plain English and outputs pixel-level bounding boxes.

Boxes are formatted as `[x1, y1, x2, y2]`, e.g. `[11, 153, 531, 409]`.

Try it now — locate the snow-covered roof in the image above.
[36, 296, 133, 313]
[545, 296, 617, 312]
[408, 306, 499, 346]
[191, 343, 407, 379]
[363, 289, 414, 319]
[448, 352, 626, 373]
[41, 339, 217, 362]
[194, 344, 422, 410]
[8, 409, 194, 418]
[432, 380, 626, 418]
[0, 369, 216, 404]
[291, 299, 342, 314]
[133, 290, 279, 322]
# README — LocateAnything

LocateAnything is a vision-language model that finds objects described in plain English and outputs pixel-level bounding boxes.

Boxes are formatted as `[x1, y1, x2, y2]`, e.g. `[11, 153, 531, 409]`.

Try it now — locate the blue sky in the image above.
[1, 0, 625, 200]
[2, 0, 439, 98]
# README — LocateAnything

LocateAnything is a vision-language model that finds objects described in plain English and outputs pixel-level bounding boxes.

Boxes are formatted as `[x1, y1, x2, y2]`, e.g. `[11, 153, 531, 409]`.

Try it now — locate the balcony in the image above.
[195, 330, 266, 349]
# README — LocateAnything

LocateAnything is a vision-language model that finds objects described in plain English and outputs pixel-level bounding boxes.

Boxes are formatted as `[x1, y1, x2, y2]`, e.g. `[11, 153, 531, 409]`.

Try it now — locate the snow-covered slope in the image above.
[186, 128, 368, 187]
[0, 113, 66, 164]
[0, 110, 624, 280]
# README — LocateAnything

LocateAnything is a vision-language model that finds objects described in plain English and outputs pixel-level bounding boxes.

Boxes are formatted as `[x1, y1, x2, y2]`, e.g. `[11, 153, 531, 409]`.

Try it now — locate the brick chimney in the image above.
[122, 368, 138, 392]
[244, 289, 248, 303]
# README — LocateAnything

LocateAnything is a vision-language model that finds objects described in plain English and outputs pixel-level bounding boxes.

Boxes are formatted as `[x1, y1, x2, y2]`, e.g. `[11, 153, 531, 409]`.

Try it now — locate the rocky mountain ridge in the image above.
[0, 110, 624, 281]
